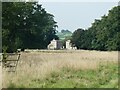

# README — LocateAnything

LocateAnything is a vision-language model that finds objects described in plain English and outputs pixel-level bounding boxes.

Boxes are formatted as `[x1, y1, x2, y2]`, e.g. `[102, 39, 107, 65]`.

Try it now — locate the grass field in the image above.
[2, 50, 118, 88]
[0, 65, 2, 89]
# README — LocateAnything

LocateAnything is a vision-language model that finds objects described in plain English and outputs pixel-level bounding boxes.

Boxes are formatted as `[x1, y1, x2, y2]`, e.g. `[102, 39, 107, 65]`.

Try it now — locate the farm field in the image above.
[0, 65, 2, 89]
[0, 54, 2, 89]
[2, 50, 119, 88]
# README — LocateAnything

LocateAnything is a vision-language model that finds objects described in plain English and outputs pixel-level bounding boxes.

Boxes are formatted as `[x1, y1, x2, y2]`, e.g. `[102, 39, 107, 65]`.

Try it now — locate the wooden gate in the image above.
[2, 53, 21, 72]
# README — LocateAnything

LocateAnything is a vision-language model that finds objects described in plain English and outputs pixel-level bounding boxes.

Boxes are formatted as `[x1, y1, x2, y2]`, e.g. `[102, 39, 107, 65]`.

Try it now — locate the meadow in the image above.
[2, 50, 118, 88]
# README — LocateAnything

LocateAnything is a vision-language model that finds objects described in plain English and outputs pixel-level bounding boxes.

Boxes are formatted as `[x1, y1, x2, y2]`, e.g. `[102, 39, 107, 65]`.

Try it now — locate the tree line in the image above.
[2, 3, 120, 52]
[71, 6, 120, 51]
[2, 2, 58, 53]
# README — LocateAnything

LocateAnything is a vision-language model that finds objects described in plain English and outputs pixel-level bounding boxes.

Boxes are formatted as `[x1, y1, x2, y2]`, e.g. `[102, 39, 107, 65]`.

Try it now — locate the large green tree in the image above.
[71, 6, 120, 51]
[2, 2, 58, 52]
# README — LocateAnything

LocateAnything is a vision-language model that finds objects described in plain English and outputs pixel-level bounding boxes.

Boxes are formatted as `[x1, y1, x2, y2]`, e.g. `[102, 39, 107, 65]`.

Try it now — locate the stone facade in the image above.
[48, 39, 77, 50]
[66, 40, 72, 49]
[66, 40, 77, 50]
[47, 39, 63, 50]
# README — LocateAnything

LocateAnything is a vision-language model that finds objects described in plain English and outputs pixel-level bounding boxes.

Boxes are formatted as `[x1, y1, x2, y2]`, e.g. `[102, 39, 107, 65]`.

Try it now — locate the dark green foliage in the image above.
[61, 29, 72, 34]
[2, 2, 58, 53]
[56, 29, 72, 40]
[71, 6, 120, 51]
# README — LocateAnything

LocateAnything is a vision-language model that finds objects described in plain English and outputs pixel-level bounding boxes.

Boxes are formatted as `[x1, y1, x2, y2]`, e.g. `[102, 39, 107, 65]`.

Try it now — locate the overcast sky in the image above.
[39, 2, 118, 32]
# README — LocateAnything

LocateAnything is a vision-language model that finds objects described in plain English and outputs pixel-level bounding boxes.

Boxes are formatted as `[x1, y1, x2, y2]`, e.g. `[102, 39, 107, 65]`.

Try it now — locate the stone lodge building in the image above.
[47, 39, 63, 50]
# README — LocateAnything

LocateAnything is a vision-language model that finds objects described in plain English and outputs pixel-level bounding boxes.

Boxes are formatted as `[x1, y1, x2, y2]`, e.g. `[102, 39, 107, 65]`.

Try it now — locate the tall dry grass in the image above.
[0, 65, 2, 89]
[0, 54, 2, 89]
[2, 50, 118, 88]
